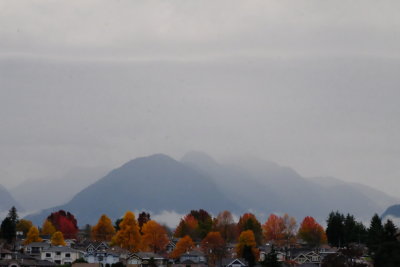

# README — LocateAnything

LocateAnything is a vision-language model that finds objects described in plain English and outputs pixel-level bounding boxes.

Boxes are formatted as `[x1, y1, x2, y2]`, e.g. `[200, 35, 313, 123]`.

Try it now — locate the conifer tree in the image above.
[141, 220, 169, 253]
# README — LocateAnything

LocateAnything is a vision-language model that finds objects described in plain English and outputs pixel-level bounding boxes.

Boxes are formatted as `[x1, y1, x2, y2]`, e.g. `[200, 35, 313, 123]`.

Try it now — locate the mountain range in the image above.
[0, 184, 22, 214]
[24, 152, 399, 226]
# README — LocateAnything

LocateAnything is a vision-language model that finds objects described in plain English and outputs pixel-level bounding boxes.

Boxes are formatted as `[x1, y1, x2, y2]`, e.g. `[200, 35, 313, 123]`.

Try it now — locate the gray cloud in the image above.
[0, 1, 399, 197]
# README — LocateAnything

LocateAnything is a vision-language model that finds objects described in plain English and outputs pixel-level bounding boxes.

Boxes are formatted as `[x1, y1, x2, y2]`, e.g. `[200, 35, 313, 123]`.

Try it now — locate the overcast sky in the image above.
[1, 1, 400, 197]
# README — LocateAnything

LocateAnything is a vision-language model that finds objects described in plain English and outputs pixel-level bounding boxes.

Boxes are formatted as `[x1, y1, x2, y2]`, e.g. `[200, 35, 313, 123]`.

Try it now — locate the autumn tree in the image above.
[282, 213, 297, 247]
[16, 219, 33, 236]
[174, 214, 198, 239]
[236, 230, 259, 267]
[141, 220, 169, 253]
[41, 220, 56, 236]
[298, 216, 327, 247]
[237, 213, 263, 245]
[138, 212, 151, 234]
[190, 209, 213, 239]
[92, 214, 115, 241]
[47, 210, 78, 239]
[112, 211, 141, 252]
[24, 226, 43, 245]
[170, 235, 195, 259]
[201, 231, 226, 266]
[215, 210, 237, 242]
[262, 214, 285, 246]
[51, 231, 66, 246]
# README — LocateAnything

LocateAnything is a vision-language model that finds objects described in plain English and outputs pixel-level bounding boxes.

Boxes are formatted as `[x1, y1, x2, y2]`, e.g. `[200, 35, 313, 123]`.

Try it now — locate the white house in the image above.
[41, 246, 83, 265]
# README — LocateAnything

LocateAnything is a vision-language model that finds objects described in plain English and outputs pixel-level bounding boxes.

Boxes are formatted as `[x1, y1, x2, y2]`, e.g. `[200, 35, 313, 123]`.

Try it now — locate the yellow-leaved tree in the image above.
[24, 226, 43, 245]
[41, 220, 56, 236]
[17, 219, 33, 236]
[141, 220, 169, 253]
[92, 214, 115, 241]
[236, 230, 259, 267]
[112, 211, 141, 252]
[51, 231, 66, 246]
[170, 235, 194, 259]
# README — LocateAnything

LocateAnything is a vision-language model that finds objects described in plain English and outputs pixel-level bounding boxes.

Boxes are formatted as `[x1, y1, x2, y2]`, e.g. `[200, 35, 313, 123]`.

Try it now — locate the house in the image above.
[0, 258, 55, 267]
[84, 242, 127, 266]
[179, 250, 206, 264]
[41, 246, 83, 265]
[127, 252, 167, 267]
[292, 251, 321, 265]
[221, 258, 248, 267]
[0, 249, 13, 260]
[24, 242, 50, 258]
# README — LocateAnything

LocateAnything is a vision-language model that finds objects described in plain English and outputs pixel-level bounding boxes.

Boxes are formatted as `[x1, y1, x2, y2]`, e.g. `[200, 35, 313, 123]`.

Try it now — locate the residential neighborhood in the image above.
[1, 207, 399, 267]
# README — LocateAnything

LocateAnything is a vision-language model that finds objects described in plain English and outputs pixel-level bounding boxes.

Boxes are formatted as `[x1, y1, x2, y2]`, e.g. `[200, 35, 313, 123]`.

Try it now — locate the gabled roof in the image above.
[128, 252, 165, 260]
[221, 258, 248, 267]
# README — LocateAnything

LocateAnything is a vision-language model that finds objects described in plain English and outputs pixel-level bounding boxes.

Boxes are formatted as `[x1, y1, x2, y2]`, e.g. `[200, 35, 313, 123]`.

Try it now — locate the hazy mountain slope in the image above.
[382, 204, 400, 218]
[182, 152, 397, 222]
[26, 154, 240, 226]
[0, 184, 23, 213]
[10, 167, 106, 212]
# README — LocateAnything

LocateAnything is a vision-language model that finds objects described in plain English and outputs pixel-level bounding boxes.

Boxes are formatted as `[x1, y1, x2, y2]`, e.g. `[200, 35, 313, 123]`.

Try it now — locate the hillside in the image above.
[0, 184, 23, 213]
[26, 154, 239, 225]
[182, 151, 398, 222]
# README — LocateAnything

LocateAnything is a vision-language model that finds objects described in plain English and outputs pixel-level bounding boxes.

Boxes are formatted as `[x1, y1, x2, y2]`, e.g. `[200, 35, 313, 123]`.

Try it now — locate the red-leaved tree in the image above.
[47, 210, 78, 239]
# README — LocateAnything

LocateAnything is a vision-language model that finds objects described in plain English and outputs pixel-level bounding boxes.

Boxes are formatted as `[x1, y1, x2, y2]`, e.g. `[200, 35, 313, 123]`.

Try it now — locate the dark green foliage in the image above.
[261, 246, 281, 267]
[242, 245, 255, 267]
[114, 218, 123, 231]
[326, 211, 368, 247]
[326, 211, 345, 247]
[190, 209, 213, 239]
[147, 257, 157, 267]
[367, 214, 384, 255]
[382, 219, 397, 242]
[0, 207, 19, 243]
[373, 241, 400, 267]
[138, 212, 151, 234]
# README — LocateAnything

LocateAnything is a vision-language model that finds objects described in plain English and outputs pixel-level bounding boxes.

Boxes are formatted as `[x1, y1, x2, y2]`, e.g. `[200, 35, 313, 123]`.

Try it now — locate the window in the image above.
[56, 252, 61, 256]
[46, 253, 51, 258]
[65, 253, 71, 258]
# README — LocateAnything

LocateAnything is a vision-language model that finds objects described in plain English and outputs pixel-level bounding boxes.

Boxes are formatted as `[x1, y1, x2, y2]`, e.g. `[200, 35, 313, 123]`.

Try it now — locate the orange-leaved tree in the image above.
[24, 226, 43, 245]
[236, 230, 259, 267]
[92, 214, 115, 241]
[41, 220, 56, 236]
[141, 220, 169, 253]
[174, 214, 198, 239]
[112, 211, 141, 252]
[298, 216, 327, 247]
[51, 231, 66, 246]
[237, 213, 263, 245]
[215, 210, 237, 242]
[170, 235, 195, 259]
[201, 231, 226, 266]
[262, 214, 285, 246]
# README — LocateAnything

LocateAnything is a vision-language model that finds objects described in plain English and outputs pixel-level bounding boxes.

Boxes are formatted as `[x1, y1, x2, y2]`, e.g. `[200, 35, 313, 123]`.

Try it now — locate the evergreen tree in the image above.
[242, 245, 256, 267]
[367, 214, 384, 255]
[0, 217, 15, 243]
[383, 219, 397, 242]
[326, 211, 344, 247]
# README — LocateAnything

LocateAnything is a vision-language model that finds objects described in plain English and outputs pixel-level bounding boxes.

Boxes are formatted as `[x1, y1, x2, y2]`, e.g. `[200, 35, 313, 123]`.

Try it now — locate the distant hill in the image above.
[26, 154, 239, 225]
[382, 204, 400, 219]
[182, 151, 399, 222]
[0, 184, 23, 214]
[10, 167, 106, 212]
[26, 152, 399, 226]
